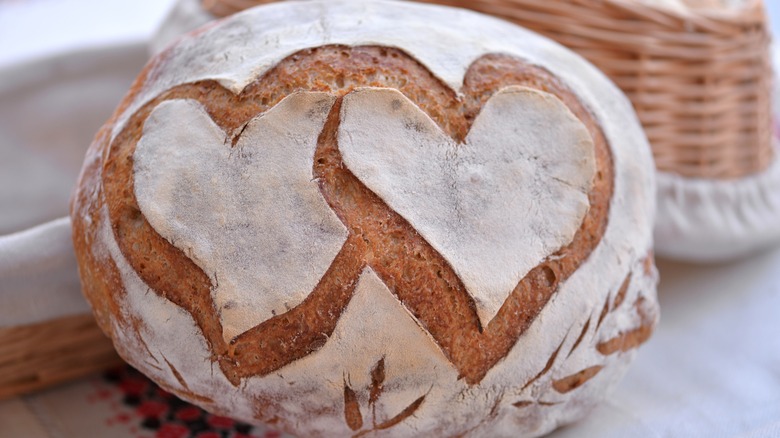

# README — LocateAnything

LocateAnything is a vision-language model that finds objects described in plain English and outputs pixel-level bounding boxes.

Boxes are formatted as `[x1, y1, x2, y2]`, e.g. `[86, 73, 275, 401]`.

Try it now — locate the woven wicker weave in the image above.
[204, 0, 774, 179]
[0, 315, 122, 399]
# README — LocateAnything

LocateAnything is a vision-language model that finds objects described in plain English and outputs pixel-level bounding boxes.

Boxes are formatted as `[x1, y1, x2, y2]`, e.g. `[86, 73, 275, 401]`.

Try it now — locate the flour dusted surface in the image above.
[338, 86, 595, 325]
[134, 93, 347, 340]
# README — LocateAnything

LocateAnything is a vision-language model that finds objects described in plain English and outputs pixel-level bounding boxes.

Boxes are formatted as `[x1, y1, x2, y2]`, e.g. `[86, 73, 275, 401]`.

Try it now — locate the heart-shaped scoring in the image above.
[339, 86, 596, 325]
[134, 93, 347, 341]
[102, 46, 613, 385]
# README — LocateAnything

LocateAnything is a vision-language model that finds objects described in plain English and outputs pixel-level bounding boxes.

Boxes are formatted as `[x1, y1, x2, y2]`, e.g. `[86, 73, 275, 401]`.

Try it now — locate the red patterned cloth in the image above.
[0, 364, 290, 438]
[96, 366, 280, 438]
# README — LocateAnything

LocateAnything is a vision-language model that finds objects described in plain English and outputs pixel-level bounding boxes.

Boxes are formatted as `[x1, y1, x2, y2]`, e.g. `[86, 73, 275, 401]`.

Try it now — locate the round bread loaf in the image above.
[71, 1, 659, 436]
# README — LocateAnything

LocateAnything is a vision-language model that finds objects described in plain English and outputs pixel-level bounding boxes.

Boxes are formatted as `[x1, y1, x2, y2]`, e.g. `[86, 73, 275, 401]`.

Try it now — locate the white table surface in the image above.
[0, 1, 779, 438]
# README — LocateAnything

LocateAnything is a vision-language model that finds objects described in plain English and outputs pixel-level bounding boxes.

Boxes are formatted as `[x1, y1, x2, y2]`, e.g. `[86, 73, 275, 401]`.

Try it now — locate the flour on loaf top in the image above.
[338, 87, 596, 325]
[134, 93, 347, 341]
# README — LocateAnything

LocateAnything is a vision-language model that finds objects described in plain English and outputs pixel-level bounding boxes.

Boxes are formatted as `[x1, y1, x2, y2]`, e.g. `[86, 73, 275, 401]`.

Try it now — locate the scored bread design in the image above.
[71, 2, 659, 437]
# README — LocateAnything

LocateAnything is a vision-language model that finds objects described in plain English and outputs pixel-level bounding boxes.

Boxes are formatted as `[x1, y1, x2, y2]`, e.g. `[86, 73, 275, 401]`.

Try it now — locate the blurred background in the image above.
[0, 0, 173, 69]
[0, 0, 779, 68]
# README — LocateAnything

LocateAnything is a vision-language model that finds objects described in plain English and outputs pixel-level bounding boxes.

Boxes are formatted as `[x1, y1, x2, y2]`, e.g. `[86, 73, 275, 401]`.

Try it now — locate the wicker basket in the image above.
[0, 314, 122, 400]
[205, 0, 774, 179]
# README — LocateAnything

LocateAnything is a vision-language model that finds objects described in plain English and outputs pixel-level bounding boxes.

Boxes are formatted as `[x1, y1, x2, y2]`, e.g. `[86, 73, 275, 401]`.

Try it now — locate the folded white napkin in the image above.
[0, 217, 87, 327]
[0, 41, 148, 328]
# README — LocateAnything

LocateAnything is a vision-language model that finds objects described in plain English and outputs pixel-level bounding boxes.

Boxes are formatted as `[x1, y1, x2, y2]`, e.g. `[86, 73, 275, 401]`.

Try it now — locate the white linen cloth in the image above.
[0, 0, 169, 327]
[655, 157, 780, 261]
[0, 218, 85, 327]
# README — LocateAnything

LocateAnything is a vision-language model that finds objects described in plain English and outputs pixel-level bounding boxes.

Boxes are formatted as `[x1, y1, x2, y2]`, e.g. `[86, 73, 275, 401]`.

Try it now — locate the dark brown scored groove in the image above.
[103, 45, 614, 386]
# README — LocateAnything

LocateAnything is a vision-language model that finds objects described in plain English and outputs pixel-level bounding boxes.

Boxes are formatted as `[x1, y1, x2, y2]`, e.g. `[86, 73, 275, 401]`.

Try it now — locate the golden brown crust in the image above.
[73, 45, 623, 387]
[71, 56, 166, 338]
[70, 122, 123, 337]
[552, 365, 604, 394]
[597, 297, 656, 355]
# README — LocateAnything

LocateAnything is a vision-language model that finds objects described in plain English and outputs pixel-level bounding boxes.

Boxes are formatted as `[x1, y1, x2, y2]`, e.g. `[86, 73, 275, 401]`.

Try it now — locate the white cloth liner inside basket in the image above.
[655, 154, 780, 260]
